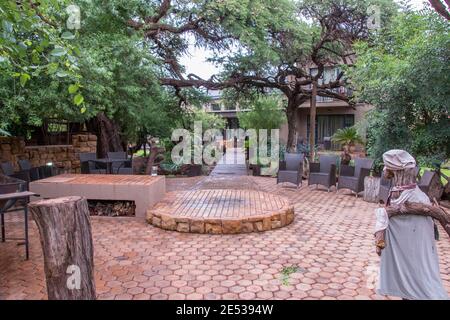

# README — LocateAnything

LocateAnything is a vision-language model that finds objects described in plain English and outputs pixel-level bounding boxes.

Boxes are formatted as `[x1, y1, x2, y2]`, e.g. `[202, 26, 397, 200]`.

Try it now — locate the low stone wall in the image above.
[0, 134, 97, 173]
[147, 207, 295, 234]
[147, 189, 295, 234]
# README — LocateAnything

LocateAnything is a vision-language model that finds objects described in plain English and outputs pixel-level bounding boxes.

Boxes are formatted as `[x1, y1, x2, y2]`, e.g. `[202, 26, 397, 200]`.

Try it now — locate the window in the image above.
[307, 114, 355, 149]
[211, 103, 221, 111]
[225, 104, 236, 110]
[309, 67, 348, 103]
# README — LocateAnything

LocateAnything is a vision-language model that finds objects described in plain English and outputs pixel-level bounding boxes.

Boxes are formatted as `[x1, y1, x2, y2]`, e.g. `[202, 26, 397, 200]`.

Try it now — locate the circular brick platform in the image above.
[147, 189, 294, 234]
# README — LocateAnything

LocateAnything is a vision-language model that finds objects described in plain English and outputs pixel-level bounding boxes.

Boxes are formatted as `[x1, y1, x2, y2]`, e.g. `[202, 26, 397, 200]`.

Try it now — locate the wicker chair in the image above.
[79, 153, 106, 174]
[1, 162, 30, 190]
[277, 153, 304, 188]
[107, 151, 132, 174]
[1, 162, 15, 176]
[18, 159, 40, 181]
[378, 176, 391, 204]
[308, 155, 338, 192]
[0, 174, 30, 259]
[337, 158, 374, 197]
[418, 170, 435, 197]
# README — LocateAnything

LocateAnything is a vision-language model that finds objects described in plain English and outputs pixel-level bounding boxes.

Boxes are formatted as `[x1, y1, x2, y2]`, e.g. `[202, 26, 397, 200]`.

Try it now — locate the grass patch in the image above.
[280, 265, 300, 286]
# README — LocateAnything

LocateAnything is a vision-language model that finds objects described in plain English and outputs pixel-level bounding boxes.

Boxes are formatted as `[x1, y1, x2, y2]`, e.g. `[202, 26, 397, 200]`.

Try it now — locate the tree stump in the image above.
[29, 196, 96, 300]
[363, 176, 380, 203]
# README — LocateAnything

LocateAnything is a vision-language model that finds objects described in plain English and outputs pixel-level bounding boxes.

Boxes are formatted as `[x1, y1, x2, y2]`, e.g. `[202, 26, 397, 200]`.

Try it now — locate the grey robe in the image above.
[377, 188, 448, 300]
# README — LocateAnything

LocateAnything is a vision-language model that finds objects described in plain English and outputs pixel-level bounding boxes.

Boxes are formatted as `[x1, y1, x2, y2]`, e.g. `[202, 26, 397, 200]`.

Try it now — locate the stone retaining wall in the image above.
[147, 203, 295, 234]
[0, 134, 97, 173]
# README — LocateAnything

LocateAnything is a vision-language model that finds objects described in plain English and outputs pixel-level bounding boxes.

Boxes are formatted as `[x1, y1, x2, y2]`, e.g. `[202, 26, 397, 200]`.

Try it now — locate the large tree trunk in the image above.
[309, 80, 318, 161]
[145, 145, 165, 175]
[286, 99, 298, 152]
[87, 112, 124, 158]
[428, 0, 450, 20]
[29, 196, 96, 300]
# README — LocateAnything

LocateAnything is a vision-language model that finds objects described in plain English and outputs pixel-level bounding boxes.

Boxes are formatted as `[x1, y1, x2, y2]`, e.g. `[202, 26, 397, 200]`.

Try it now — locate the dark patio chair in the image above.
[378, 176, 391, 204]
[18, 159, 40, 181]
[418, 170, 435, 197]
[337, 158, 374, 197]
[1, 162, 30, 190]
[38, 165, 57, 179]
[107, 151, 132, 174]
[0, 174, 30, 259]
[277, 153, 304, 188]
[308, 155, 338, 192]
[1, 162, 15, 175]
[79, 152, 106, 174]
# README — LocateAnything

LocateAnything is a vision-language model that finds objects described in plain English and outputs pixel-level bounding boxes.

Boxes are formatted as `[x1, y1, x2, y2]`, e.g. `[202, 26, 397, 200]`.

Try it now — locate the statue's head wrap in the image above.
[382, 149, 416, 171]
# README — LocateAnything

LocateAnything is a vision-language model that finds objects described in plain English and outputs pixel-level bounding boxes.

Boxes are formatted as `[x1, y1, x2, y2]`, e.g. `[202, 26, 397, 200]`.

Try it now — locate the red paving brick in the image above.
[0, 176, 449, 300]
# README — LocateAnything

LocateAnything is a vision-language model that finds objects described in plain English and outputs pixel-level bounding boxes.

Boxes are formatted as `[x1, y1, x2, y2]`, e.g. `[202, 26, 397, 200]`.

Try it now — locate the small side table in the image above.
[0, 191, 37, 260]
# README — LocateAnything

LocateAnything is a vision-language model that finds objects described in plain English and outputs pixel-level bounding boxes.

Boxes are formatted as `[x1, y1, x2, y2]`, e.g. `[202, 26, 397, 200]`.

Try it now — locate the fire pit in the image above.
[88, 200, 135, 217]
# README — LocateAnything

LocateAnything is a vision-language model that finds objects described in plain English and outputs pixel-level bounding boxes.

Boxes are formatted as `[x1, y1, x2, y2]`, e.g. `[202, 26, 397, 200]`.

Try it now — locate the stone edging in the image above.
[146, 196, 295, 234]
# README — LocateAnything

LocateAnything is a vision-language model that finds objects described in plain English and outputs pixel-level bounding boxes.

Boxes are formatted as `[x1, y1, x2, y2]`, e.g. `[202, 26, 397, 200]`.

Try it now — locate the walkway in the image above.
[194, 147, 255, 190]
[209, 147, 247, 176]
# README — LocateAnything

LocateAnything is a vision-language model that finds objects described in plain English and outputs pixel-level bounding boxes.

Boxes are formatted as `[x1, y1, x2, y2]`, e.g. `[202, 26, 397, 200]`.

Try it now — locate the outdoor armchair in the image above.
[418, 170, 435, 198]
[308, 155, 338, 192]
[79, 152, 106, 174]
[277, 153, 304, 188]
[1, 162, 30, 190]
[107, 151, 132, 174]
[18, 159, 40, 181]
[337, 158, 374, 197]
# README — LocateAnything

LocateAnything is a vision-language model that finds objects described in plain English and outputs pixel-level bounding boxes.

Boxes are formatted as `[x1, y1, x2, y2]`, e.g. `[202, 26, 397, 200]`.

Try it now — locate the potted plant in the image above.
[187, 163, 202, 176]
[187, 144, 203, 177]
[252, 157, 271, 176]
[331, 126, 364, 165]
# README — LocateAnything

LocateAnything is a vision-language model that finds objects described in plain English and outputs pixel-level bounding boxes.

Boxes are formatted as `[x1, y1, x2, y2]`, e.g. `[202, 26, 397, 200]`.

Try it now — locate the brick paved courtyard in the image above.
[1, 176, 449, 300]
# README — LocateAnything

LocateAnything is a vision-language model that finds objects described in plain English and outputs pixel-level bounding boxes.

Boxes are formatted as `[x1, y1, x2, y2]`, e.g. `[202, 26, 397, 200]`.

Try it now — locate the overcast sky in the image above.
[179, 0, 428, 79]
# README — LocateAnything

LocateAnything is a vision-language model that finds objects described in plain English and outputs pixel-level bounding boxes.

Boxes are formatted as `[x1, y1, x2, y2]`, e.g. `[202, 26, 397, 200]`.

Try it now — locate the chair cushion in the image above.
[319, 155, 338, 173]
[310, 172, 329, 177]
[340, 176, 358, 182]
[284, 153, 303, 171]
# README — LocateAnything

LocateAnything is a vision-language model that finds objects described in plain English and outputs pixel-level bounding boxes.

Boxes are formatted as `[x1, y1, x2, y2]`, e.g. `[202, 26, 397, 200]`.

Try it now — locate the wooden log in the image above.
[385, 201, 450, 238]
[29, 196, 96, 300]
[363, 176, 380, 203]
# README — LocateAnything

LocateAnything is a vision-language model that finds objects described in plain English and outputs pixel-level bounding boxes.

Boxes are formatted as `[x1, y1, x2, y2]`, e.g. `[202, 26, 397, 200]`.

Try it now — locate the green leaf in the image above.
[50, 47, 67, 57]
[2, 20, 13, 34]
[19, 73, 30, 87]
[46, 63, 58, 74]
[73, 94, 84, 106]
[0, 128, 11, 136]
[80, 106, 87, 114]
[61, 31, 75, 40]
[56, 71, 69, 77]
[68, 84, 79, 94]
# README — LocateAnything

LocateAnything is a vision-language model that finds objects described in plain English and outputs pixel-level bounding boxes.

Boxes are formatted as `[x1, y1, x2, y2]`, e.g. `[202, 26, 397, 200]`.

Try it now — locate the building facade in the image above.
[203, 67, 372, 151]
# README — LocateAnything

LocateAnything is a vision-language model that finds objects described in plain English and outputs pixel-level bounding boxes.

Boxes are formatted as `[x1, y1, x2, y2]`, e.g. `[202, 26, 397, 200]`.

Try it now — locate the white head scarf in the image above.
[382, 149, 416, 171]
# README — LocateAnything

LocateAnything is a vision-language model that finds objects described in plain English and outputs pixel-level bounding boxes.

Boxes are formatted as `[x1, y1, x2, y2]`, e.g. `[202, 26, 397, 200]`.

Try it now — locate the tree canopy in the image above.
[1, 0, 448, 167]
[349, 7, 450, 168]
